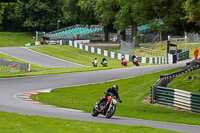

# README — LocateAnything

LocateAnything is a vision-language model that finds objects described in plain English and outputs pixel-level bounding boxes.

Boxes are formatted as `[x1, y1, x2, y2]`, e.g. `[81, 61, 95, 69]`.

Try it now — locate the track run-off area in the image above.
[0, 47, 199, 133]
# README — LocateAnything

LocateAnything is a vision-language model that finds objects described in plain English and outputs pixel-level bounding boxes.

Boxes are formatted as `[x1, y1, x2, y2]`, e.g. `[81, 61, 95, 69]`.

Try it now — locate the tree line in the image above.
[0, 0, 200, 41]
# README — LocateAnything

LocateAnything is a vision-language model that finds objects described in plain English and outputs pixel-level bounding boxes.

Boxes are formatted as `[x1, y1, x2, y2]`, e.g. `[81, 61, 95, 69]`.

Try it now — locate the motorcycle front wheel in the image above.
[91, 106, 99, 117]
[105, 105, 116, 118]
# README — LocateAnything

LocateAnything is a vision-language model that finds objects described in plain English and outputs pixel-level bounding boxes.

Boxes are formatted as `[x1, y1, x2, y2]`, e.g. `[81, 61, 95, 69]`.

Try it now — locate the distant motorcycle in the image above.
[91, 96, 120, 118]
[133, 57, 139, 66]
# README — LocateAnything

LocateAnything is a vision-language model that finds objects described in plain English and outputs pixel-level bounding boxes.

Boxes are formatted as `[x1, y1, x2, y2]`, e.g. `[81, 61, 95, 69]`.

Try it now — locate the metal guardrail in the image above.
[150, 59, 200, 113]
[157, 86, 200, 113]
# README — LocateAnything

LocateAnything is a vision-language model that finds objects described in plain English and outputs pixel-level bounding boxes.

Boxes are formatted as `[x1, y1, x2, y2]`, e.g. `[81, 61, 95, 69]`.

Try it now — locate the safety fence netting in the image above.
[187, 33, 200, 44]
[0, 58, 30, 72]
[120, 40, 135, 55]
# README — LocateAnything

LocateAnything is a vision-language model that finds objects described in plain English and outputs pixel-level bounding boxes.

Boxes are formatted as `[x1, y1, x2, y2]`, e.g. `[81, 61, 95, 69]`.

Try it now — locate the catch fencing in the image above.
[150, 59, 200, 113]
[187, 33, 200, 44]
[140, 47, 166, 57]
[120, 40, 135, 55]
[0, 58, 30, 71]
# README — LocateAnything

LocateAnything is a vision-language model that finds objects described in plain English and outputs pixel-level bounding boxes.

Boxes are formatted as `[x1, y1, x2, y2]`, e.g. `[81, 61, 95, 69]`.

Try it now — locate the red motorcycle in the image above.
[91, 96, 120, 118]
[133, 57, 139, 66]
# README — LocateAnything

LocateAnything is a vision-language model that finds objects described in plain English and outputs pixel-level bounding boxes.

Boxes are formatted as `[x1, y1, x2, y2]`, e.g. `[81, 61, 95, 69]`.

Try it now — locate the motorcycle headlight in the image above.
[113, 99, 117, 104]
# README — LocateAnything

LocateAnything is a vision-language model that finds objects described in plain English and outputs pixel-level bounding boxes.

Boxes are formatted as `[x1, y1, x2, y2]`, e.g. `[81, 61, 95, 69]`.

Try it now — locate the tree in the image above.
[5, 0, 63, 31]
[63, 0, 97, 26]
[0, 3, 5, 24]
[95, 0, 119, 41]
[130, 0, 188, 35]
[77, 0, 98, 26]
[184, 0, 200, 27]
[62, 0, 80, 24]
[114, 0, 139, 41]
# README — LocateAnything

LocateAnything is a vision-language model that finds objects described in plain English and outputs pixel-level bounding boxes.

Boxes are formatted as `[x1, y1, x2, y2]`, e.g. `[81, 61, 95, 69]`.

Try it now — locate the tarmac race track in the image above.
[0, 47, 84, 68]
[1, 58, 200, 133]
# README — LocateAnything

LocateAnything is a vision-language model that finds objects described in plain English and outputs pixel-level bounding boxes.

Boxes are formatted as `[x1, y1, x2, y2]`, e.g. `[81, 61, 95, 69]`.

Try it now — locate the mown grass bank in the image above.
[31, 68, 200, 126]
[0, 45, 150, 78]
[0, 112, 178, 133]
[0, 32, 35, 47]
[168, 69, 200, 94]
[29, 45, 149, 67]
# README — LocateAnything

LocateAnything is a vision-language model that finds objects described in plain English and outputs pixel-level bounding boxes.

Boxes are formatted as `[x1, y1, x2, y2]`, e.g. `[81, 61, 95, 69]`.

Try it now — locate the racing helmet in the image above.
[112, 84, 118, 92]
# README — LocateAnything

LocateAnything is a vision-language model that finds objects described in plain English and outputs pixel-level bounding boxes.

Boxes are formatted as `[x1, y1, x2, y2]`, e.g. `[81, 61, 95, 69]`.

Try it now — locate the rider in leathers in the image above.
[98, 85, 122, 107]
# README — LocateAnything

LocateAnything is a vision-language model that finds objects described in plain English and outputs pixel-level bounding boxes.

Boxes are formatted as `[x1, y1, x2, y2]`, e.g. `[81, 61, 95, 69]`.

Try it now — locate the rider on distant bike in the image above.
[97, 85, 122, 108]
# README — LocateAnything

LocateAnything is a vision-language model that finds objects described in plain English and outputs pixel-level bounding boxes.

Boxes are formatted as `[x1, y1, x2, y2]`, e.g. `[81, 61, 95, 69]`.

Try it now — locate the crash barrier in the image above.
[150, 59, 200, 113]
[68, 40, 166, 64]
[25, 42, 38, 46]
[0, 58, 30, 71]
[156, 86, 200, 113]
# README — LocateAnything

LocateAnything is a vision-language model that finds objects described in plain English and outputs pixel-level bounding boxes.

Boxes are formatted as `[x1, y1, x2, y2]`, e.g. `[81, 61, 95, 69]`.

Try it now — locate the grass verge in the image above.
[0, 52, 50, 72]
[29, 45, 149, 67]
[0, 32, 35, 47]
[31, 68, 200, 126]
[0, 45, 151, 78]
[168, 69, 200, 94]
[0, 112, 178, 133]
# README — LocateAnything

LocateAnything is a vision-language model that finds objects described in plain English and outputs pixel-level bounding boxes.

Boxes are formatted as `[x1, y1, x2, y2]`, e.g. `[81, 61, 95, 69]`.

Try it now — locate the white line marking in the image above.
[25, 48, 87, 67]
[0, 51, 48, 68]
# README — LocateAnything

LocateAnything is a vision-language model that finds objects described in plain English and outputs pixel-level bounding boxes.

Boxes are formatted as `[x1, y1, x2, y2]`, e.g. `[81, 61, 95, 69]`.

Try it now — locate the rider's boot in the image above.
[95, 102, 102, 112]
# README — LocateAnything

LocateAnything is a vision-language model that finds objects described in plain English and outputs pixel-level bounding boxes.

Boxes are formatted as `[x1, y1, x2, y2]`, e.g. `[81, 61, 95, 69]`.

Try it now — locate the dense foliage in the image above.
[0, 0, 200, 35]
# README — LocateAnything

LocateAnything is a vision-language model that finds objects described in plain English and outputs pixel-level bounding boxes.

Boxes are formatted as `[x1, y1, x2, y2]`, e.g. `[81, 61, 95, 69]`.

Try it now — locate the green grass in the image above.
[0, 65, 27, 75]
[168, 69, 200, 94]
[0, 32, 35, 47]
[0, 45, 151, 78]
[30, 45, 147, 68]
[0, 53, 50, 73]
[0, 112, 178, 133]
[31, 68, 200, 126]
[101, 41, 199, 58]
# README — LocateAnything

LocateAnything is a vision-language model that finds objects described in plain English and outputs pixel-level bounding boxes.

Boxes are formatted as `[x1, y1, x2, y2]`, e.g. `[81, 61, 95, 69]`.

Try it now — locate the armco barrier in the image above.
[0, 58, 30, 71]
[157, 86, 200, 113]
[67, 40, 166, 64]
[150, 59, 200, 113]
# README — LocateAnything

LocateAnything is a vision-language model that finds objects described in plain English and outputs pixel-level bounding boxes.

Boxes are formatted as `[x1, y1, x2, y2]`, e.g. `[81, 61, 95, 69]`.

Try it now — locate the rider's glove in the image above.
[119, 100, 122, 103]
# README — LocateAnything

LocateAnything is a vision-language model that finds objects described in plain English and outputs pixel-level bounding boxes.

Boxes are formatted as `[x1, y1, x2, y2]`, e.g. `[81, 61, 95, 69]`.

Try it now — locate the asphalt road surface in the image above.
[1, 59, 200, 133]
[0, 47, 84, 68]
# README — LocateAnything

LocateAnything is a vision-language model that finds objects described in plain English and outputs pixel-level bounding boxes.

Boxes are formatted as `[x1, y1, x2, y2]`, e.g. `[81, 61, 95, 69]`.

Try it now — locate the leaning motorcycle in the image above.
[91, 96, 120, 118]
[133, 58, 139, 66]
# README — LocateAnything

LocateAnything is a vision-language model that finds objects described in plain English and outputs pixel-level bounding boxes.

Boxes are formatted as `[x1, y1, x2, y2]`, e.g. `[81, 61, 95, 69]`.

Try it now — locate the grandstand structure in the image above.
[45, 25, 104, 41]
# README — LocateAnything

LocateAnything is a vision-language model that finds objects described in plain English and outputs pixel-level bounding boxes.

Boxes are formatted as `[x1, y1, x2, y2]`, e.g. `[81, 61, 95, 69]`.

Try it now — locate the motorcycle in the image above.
[91, 96, 120, 118]
[133, 57, 139, 66]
